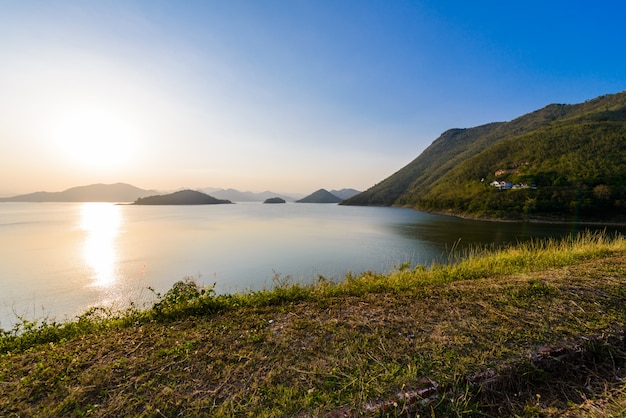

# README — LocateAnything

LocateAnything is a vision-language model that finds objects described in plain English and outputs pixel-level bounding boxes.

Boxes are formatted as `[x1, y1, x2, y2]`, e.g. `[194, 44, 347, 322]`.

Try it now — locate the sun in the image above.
[52, 109, 137, 168]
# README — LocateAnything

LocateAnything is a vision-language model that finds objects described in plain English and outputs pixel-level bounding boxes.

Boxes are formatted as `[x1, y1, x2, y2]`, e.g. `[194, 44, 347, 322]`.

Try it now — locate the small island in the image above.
[263, 197, 286, 204]
[132, 190, 232, 205]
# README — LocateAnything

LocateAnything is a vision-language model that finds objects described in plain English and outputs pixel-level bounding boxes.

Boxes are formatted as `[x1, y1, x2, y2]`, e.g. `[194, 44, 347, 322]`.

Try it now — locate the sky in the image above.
[1, 0, 626, 196]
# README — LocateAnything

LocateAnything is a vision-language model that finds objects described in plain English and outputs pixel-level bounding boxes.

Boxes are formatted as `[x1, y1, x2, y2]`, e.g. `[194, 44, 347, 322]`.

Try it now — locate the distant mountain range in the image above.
[201, 188, 301, 202]
[132, 190, 231, 205]
[330, 188, 361, 200]
[0, 183, 157, 202]
[296, 188, 361, 203]
[0, 183, 359, 204]
[343, 91, 626, 222]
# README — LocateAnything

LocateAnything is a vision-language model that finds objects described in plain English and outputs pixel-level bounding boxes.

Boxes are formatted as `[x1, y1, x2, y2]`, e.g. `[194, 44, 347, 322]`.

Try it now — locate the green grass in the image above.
[1, 231, 626, 416]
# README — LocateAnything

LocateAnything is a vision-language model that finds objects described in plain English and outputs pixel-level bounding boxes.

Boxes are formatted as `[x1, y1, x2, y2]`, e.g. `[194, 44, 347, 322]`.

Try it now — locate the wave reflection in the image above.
[79, 203, 121, 287]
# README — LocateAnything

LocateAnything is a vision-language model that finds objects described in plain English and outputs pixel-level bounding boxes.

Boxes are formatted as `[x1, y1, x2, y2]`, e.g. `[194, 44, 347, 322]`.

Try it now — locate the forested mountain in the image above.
[343, 91, 626, 221]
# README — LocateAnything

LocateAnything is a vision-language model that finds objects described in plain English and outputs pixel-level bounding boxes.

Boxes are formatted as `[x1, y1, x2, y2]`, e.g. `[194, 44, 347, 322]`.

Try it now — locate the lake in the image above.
[1, 202, 623, 329]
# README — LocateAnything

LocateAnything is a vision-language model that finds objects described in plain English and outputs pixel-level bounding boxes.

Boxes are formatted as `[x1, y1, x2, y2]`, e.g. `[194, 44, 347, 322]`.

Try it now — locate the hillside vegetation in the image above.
[1, 232, 626, 416]
[344, 91, 626, 221]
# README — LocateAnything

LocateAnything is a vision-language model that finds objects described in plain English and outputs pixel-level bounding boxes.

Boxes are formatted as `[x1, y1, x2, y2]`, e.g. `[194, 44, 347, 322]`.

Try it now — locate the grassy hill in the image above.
[343, 91, 626, 221]
[1, 233, 625, 416]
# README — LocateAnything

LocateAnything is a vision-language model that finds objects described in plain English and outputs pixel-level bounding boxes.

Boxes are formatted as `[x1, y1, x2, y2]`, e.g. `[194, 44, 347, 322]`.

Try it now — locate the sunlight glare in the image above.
[79, 203, 122, 287]
[52, 109, 137, 168]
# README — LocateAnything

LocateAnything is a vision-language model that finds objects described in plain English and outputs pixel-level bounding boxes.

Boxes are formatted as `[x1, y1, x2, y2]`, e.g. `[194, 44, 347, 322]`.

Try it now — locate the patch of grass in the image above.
[1, 231, 625, 416]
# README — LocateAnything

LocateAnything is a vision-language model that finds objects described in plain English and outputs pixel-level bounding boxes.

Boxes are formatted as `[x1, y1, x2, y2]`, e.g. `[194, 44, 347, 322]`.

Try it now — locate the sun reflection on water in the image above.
[79, 203, 121, 287]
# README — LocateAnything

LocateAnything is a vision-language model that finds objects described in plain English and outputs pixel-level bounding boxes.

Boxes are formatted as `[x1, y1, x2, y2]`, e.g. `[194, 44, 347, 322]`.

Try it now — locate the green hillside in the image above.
[343, 91, 626, 221]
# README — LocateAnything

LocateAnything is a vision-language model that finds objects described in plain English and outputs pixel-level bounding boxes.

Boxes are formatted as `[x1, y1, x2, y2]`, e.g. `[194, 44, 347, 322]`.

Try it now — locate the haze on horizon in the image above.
[2, 1, 625, 196]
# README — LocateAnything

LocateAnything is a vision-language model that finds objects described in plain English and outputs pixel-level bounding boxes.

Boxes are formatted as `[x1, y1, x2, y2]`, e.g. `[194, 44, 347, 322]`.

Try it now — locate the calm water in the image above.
[1, 202, 622, 329]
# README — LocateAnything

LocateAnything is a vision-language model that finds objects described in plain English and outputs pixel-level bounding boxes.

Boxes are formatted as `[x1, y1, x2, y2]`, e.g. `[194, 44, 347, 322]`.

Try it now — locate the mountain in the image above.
[0, 183, 157, 202]
[330, 188, 361, 200]
[343, 91, 626, 222]
[132, 190, 232, 205]
[296, 189, 343, 203]
[202, 188, 298, 202]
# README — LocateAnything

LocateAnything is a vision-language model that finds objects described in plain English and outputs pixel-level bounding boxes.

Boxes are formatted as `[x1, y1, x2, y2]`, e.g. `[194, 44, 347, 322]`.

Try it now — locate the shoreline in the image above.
[396, 205, 626, 227]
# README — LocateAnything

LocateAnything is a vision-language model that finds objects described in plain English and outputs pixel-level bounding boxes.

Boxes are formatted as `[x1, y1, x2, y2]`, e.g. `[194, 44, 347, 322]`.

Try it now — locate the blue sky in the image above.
[1, 0, 625, 195]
